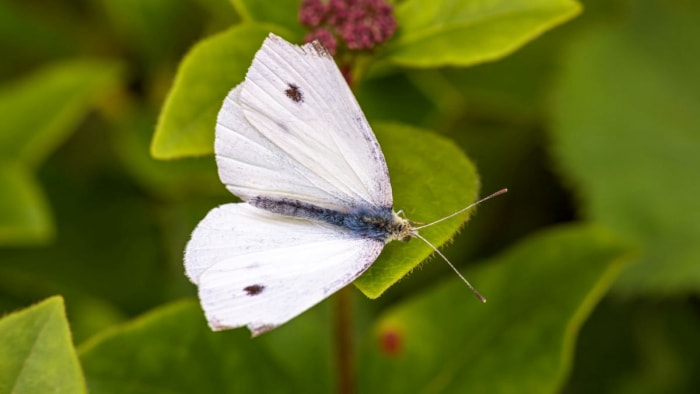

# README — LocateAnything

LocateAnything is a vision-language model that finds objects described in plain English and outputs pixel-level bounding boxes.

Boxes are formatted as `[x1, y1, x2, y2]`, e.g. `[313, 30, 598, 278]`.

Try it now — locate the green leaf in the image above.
[79, 299, 331, 393]
[549, 1, 700, 296]
[0, 59, 123, 168]
[152, 24, 290, 159]
[359, 224, 630, 393]
[354, 122, 478, 298]
[0, 164, 52, 245]
[231, 0, 304, 37]
[0, 296, 87, 394]
[385, 0, 581, 67]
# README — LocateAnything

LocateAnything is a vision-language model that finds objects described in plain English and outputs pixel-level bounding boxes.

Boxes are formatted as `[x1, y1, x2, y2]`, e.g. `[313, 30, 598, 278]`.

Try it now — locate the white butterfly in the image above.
[185, 33, 504, 336]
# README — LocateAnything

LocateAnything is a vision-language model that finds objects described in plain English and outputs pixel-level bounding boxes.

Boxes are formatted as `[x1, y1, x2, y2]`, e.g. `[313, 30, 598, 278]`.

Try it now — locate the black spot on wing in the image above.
[244, 284, 265, 296]
[285, 83, 303, 103]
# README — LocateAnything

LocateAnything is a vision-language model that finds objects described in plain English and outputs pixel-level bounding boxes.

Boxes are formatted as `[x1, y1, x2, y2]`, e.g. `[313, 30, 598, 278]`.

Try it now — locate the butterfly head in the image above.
[387, 211, 416, 243]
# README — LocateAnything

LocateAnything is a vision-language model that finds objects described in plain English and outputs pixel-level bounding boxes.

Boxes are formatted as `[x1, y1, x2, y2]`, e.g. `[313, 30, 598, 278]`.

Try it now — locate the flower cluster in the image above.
[299, 0, 397, 56]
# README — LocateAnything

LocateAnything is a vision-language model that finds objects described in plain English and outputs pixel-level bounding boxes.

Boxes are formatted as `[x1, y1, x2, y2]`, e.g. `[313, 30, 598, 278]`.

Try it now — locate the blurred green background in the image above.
[1, 0, 699, 393]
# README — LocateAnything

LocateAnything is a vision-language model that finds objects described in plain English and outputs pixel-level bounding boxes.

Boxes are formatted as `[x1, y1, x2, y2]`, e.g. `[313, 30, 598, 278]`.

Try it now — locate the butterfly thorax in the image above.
[249, 196, 414, 243]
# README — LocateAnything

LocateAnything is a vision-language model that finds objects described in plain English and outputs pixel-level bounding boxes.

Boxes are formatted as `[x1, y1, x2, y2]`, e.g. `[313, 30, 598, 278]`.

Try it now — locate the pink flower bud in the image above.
[304, 28, 339, 56]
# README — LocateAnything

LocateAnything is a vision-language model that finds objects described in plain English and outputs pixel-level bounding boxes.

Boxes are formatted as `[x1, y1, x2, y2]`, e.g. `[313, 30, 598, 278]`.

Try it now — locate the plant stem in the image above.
[335, 286, 355, 394]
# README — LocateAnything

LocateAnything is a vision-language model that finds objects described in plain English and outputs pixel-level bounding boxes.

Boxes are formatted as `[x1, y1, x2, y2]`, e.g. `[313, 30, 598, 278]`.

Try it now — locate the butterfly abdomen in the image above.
[249, 196, 410, 242]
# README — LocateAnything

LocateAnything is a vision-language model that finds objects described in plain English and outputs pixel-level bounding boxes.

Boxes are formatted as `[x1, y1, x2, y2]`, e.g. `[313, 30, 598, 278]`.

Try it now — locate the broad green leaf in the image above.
[384, 0, 581, 67]
[0, 296, 87, 394]
[354, 122, 478, 298]
[550, 0, 700, 295]
[231, 0, 304, 37]
[79, 299, 332, 393]
[0, 164, 52, 245]
[152, 24, 289, 159]
[0, 59, 123, 167]
[359, 224, 630, 394]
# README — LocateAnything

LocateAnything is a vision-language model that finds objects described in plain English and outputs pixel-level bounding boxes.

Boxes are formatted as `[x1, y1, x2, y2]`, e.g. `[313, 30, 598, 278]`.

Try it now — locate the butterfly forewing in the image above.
[216, 34, 392, 211]
[216, 86, 356, 209]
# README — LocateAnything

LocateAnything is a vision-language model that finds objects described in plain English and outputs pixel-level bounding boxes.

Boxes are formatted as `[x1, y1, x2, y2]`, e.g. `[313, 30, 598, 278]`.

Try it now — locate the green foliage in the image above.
[2, 0, 698, 393]
[0, 296, 86, 394]
[0, 59, 122, 245]
[550, 0, 700, 295]
[75, 225, 626, 393]
[385, 0, 581, 67]
[0, 59, 122, 167]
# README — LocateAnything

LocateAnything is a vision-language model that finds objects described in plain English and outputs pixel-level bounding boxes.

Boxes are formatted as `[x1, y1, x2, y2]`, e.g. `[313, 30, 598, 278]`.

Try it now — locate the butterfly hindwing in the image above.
[185, 203, 384, 335]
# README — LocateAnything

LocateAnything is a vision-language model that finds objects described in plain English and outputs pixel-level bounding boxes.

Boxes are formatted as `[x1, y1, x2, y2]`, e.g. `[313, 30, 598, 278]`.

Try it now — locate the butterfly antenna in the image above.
[412, 232, 487, 303]
[414, 188, 508, 230]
